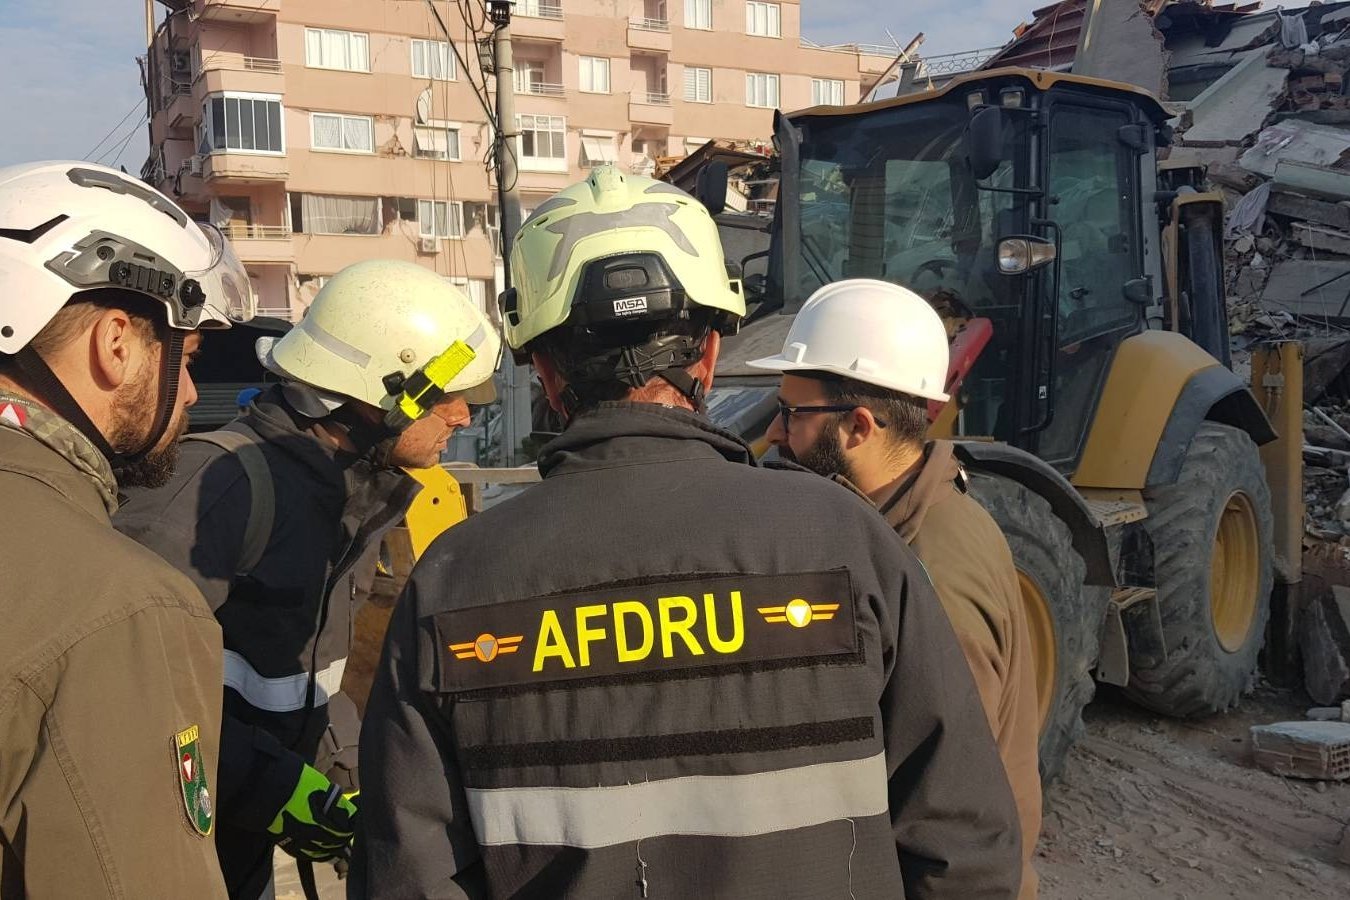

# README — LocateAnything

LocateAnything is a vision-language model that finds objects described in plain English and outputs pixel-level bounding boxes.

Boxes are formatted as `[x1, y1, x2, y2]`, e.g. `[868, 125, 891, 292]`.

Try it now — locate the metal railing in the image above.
[520, 81, 565, 96]
[519, 2, 564, 19]
[223, 223, 291, 241]
[800, 38, 899, 57]
[636, 90, 671, 105]
[917, 46, 1003, 75]
[254, 306, 295, 321]
[197, 51, 282, 75]
[631, 17, 670, 31]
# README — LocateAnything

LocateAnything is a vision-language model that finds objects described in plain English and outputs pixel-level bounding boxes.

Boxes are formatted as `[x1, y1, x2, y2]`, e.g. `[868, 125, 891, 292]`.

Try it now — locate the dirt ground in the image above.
[278, 685, 1350, 899]
[1039, 685, 1350, 900]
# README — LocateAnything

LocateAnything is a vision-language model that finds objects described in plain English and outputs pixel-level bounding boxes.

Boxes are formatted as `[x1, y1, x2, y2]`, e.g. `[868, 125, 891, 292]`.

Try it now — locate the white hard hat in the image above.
[0, 161, 255, 354]
[747, 278, 950, 402]
[257, 259, 502, 414]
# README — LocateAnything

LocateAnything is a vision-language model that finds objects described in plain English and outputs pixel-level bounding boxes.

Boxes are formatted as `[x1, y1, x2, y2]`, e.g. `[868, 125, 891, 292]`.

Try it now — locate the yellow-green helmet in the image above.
[502, 166, 744, 353]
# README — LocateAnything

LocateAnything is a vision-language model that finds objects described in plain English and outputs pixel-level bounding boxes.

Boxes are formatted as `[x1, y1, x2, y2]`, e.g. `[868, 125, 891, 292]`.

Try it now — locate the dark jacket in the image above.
[0, 392, 226, 898]
[114, 386, 416, 896]
[352, 403, 1021, 900]
[871, 441, 1042, 899]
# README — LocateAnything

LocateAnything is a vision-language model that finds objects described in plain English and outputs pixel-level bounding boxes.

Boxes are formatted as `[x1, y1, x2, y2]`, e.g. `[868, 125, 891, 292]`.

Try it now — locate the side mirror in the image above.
[966, 106, 1007, 181]
[1123, 277, 1153, 306]
[996, 236, 1056, 275]
[694, 161, 728, 216]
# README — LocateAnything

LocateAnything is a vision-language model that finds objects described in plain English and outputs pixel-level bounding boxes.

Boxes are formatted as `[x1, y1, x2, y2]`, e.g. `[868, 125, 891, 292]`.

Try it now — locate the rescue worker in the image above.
[750, 278, 1042, 898]
[353, 167, 1022, 898]
[114, 260, 501, 899]
[0, 160, 255, 895]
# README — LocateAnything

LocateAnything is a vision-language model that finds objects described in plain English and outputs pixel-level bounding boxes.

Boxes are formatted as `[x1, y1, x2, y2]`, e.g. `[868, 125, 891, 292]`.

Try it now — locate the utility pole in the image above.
[487, 0, 532, 467]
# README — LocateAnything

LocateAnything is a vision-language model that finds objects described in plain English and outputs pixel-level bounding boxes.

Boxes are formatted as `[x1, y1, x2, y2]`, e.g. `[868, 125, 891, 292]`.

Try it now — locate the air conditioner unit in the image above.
[187, 156, 204, 176]
[419, 237, 438, 254]
[170, 50, 191, 75]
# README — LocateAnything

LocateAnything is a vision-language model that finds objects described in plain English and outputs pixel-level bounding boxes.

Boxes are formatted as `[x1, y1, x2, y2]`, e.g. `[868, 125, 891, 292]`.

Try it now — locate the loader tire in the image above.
[967, 472, 1107, 785]
[1126, 422, 1273, 717]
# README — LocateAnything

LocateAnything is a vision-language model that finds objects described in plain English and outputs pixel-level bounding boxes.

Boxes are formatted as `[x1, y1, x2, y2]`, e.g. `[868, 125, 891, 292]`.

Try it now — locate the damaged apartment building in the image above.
[137, 0, 895, 320]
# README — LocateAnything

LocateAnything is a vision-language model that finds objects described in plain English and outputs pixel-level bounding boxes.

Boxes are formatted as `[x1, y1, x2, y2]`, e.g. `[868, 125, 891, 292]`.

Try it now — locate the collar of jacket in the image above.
[830, 440, 964, 544]
[243, 385, 418, 524]
[537, 402, 758, 478]
[0, 389, 119, 515]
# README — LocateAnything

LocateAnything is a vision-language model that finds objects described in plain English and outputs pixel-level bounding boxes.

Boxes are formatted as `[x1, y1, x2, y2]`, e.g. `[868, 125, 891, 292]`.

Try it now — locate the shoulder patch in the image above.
[173, 725, 214, 836]
[430, 570, 857, 694]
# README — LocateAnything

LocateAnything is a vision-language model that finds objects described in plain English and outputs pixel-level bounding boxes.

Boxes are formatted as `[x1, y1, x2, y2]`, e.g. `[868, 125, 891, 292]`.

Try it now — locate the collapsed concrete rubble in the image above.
[1144, 2, 1350, 706]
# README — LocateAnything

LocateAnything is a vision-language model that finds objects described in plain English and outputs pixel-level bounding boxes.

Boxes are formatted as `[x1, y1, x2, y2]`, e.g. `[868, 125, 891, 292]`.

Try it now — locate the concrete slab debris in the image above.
[1182, 51, 1288, 146]
[1240, 120, 1350, 177]
[1072, 0, 1168, 97]
[1274, 159, 1350, 202]
[1291, 221, 1350, 255]
[1301, 585, 1350, 705]
[1262, 259, 1350, 313]
[1249, 721, 1350, 780]
[1267, 190, 1350, 231]
[1164, 145, 1240, 168]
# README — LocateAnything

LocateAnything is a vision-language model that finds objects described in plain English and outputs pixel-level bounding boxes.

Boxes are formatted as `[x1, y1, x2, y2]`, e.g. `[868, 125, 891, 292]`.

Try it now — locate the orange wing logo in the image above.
[449, 633, 524, 662]
[757, 598, 839, 628]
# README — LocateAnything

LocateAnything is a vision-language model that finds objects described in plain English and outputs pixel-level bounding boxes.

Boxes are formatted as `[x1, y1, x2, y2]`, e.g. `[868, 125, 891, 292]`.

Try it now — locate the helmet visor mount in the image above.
[44, 223, 256, 330]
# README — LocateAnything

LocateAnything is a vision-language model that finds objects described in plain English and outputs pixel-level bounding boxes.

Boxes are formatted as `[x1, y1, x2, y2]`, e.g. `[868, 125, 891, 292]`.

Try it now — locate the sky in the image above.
[0, 0, 1036, 169]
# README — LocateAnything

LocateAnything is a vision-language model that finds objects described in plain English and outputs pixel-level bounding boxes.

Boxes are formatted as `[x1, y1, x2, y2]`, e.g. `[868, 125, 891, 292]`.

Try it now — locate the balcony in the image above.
[203, 152, 289, 183]
[162, 82, 195, 133]
[627, 19, 672, 53]
[518, 81, 565, 98]
[222, 223, 293, 264]
[513, 2, 565, 41]
[197, 52, 284, 97]
[629, 91, 674, 126]
[193, 0, 280, 24]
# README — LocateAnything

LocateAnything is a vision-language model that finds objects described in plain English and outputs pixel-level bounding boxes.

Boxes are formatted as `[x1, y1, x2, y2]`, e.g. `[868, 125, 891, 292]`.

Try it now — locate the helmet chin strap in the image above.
[6, 331, 184, 469]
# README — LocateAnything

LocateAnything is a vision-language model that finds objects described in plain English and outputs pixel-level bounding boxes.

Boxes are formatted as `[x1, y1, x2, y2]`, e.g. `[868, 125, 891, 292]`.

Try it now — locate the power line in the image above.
[104, 116, 149, 171]
[85, 99, 145, 160]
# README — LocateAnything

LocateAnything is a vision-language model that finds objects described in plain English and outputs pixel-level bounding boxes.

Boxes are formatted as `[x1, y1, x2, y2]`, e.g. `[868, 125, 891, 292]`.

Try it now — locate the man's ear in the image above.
[531, 352, 567, 415]
[88, 307, 141, 390]
[841, 405, 881, 450]
[690, 329, 722, 394]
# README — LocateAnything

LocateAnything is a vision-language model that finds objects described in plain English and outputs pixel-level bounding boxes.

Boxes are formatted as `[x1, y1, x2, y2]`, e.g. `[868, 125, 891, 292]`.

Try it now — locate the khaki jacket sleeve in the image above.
[2, 597, 227, 898]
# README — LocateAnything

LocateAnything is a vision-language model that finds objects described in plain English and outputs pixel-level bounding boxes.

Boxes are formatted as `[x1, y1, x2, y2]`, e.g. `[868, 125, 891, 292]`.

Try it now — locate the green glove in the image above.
[268, 764, 359, 862]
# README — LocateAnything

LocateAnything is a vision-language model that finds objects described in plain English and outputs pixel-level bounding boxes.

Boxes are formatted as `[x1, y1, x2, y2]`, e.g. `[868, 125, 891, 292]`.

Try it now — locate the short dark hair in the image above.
[20, 288, 166, 360]
[809, 373, 929, 449]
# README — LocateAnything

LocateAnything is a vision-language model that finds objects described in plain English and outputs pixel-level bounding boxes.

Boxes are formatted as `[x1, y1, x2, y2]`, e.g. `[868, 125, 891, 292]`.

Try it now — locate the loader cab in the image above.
[771, 70, 1172, 474]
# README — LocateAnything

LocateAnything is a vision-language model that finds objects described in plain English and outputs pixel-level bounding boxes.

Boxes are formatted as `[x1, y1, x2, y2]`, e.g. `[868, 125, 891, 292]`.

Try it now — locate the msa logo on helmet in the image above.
[612, 296, 648, 317]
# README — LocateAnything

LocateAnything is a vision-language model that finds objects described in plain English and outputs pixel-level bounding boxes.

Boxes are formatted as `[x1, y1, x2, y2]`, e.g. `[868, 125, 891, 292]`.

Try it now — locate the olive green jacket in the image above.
[0, 392, 227, 898]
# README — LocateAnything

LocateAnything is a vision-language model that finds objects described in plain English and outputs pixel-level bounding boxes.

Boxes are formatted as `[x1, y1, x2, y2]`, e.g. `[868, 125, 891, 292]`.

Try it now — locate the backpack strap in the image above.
[182, 430, 276, 577]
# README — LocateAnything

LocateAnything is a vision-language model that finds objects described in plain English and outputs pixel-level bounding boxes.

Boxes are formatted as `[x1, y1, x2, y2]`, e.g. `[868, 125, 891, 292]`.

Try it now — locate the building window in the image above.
[745, 73, 779, 108]
[579, 56, 610, 94]
[299, 194, 380, 235]
[685, 0, 712, 30]
[413, 123, 462, 160]
[683, 66, 711, 103]
[311, 113, 374, 153]
[745, 2, 780, 37]
[304, 29, 370, 72]
[518, 114, 567, 172]
[411, 39, 456, 80]
[580, 132, 618, 167]
[811, 78, 845, 106]
[200, 94, 284, 154]
[418, 199, 465, 239]
[449, 277, 489, 312]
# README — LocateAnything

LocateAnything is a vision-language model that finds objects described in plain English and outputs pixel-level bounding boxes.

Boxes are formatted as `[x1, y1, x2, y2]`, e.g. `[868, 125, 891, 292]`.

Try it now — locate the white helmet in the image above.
[257, 260, 501, 422]
[0, 161, 255, 355]
[747, 278, 950, 402]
